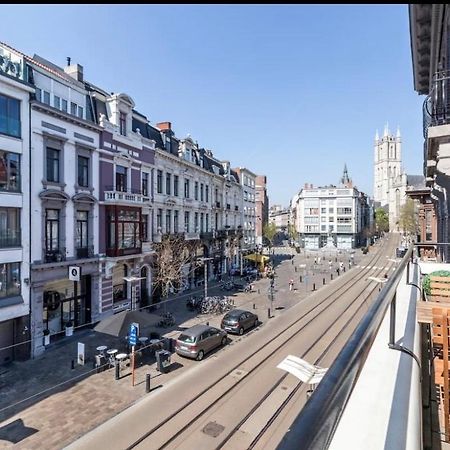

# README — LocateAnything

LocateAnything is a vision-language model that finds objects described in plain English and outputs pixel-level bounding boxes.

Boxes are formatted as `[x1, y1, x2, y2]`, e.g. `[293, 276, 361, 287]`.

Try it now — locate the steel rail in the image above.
[127, 238, 396, 449]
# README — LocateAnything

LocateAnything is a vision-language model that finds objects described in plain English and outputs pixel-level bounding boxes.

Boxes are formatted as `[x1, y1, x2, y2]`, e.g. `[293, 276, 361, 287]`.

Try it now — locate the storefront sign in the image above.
[77, 342, 85, 365]
[69, 266, 81, 281]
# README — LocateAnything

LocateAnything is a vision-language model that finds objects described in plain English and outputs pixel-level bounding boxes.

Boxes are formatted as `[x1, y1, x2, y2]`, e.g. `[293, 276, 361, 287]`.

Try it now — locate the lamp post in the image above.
[198, 257, 214, 299]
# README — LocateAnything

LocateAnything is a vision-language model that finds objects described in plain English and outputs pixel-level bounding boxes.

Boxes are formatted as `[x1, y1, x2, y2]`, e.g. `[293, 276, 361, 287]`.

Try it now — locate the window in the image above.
[35, 88, 41, 102]
[0, 262, 20, 299]
[53, 95, 61, 110]
[45, 209, 60, 252]
[61, 99, 68, 113]
[0, 208, 20, 247]
[157, 170, 163, 194]
[71, 102, 77, 115]
[107, 208, 141, 253]
[46, 147, 60, 183]
[329, 208, 334, 213]
[174, 175, 179, 197]
[142, 214, 149, 241]
[184, 211, 190, 232]
[0, 151, 20, 192]
[205, 185, 209, 202]
[195, 212, 199, 232]
[321, 208, 326, 213]
[166, 173, 171, 195]
[200, 183, 204, 202]
[174, 210, 179, 233]
[200, 213, 204, 232]
[184, 178, 190, 198]
[215, 212, 218, 229]
[77, 155, 89, 187]
[142, 172, 149, 196]
[206, 213, 209, 232]
[195, 181, 199, 200]
[116, 165, 127, 192]
[43, 91, 50, 105]
[156, 209, 162, 232]
[77, 106, 84, 119]
[119, 112, 127, 136]
[76, 211, 88, 249]
[0, 94, 20, 137]
[166, 210, 171, 234]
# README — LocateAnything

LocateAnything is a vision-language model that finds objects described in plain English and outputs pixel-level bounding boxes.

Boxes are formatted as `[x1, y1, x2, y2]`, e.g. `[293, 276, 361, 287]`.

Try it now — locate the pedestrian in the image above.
[314, 258, 317, 265]
[337, 268, 340, 276]
[289, 279, 294, 291]
[318, 256, 321, 264]
[339, 261, 344, 271]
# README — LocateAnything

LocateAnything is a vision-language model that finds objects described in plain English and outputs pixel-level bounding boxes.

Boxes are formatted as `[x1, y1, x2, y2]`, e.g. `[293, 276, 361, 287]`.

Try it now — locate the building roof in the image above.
[406, 174, 426, 190]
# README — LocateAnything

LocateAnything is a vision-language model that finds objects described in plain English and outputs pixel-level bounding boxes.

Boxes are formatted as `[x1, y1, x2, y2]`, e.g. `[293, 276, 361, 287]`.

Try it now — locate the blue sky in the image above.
[1, 4, 423, 206]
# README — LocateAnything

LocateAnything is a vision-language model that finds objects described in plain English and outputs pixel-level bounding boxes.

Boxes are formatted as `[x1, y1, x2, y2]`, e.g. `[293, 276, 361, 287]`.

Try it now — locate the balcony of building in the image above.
[278, 246, 431, 450]
[75, 245, 95, 260]
[44, 248, 66, 263]
[0, 230, 21, 248]
[103, 186, 150, 205]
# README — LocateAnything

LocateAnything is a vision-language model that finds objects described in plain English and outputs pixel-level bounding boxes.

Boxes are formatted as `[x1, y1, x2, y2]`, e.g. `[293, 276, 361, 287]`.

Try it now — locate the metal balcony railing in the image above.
[0, 231, 21, 248]
[423, 70, 450, 139]
[44, 248, 66, 263]
[76, 245, 94, 259]
[277, 247, 415, 449]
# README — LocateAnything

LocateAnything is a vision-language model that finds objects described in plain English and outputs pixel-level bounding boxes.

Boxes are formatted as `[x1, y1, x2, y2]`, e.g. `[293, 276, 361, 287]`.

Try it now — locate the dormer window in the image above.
[119, 112, 127, 136]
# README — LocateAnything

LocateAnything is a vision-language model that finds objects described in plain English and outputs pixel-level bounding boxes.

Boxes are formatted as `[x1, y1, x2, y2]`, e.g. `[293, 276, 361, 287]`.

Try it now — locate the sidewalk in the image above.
[0, 245, 373, 449]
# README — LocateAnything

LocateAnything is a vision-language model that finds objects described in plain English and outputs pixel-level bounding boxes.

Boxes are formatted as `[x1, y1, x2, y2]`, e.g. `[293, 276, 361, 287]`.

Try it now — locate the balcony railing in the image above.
[184, 232, 200, 240]
[106, 246, 141, 257]
[76, 245, 94, 259]
[44, 248, 66, 263]
[423, 70, 450, 139]
[200, 231, 214, 240]
[0, 231, 21, 248]
[104, 186, 150, 204]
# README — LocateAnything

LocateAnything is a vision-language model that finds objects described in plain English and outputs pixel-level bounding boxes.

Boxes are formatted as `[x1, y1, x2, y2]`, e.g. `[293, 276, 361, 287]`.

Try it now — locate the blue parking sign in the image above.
[129, 323, 138, 346]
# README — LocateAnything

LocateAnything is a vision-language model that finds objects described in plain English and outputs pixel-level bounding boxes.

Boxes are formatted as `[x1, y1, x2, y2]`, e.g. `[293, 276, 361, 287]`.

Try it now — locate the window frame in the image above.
[0, 94, 21, 138]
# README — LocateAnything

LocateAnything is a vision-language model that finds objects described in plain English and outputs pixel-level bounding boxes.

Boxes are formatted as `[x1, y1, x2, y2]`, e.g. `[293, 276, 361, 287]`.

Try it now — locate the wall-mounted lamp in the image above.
[24, 278, 30, 285]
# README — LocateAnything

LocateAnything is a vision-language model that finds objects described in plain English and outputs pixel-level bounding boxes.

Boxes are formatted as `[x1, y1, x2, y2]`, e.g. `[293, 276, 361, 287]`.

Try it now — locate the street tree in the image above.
[263, 222, 277, 248]
[287, 223, 297, 242]
[399, 198, 418, 240]
[375, 208, 389, 234]
[152, 234, 202, 299]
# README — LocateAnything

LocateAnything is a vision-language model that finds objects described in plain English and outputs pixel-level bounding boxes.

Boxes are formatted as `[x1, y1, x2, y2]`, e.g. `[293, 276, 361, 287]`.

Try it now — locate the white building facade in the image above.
[234, 167, 256, 251]
[0, 44, 33, 363]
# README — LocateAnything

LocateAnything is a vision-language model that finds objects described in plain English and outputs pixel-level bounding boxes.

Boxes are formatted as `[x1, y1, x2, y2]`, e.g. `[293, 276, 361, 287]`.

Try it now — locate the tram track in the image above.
[126, 236, 398, 450]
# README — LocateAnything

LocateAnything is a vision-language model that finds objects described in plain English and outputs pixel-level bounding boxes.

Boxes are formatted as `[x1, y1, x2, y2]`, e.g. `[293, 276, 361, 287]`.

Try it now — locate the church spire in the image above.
[383, 122, 389, 137]
[375, 129, 379, 141]
[396, 125, 401, 139]
[341, 163, 350, 186]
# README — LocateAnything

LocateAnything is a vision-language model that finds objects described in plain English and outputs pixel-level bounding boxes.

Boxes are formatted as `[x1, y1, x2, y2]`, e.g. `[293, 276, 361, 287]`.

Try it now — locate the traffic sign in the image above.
[129, 322, 139, 346]
[69, 266, 81, 281]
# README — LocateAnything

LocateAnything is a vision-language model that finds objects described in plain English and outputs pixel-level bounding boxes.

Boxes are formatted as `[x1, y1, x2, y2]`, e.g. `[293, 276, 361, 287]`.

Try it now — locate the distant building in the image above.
[269, 205, 290, 231]
[373, 125, 424, 231]
[255, 175, 268, 245]
[292, 166, 370, 249]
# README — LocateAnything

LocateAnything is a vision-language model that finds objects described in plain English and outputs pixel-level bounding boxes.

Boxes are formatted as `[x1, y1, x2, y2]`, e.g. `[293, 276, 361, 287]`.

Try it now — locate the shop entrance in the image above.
[43, 275, 92, 333]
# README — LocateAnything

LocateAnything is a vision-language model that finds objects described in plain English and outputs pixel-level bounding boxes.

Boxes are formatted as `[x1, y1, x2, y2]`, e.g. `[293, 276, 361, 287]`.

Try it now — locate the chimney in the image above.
[64, 63, 83, 82]
[304, 183, 309, 189]
[156, 122, 171, 131]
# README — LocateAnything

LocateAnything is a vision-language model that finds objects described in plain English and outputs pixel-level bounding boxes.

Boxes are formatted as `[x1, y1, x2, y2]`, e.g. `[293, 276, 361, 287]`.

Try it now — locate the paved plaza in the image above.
[0, 245, 374, 449]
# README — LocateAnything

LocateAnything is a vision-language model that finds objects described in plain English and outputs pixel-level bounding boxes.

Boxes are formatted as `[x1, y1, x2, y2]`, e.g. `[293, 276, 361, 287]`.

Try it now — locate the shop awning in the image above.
[244, 254, 270, 263]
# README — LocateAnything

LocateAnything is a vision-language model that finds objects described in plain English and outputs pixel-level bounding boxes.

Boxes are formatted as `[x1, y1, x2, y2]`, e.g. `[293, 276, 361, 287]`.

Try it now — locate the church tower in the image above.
[373, 124, 404, 229]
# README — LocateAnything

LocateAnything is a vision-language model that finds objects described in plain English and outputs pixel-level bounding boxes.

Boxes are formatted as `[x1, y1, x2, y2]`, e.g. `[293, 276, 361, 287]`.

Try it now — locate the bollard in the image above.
[335, 257, 337, 262]
[331, 273, 333, 280]
[253, 303, 256, 309]
[268, 308, 271, 319]
[71, 359, 75, 370]
[343, 267, 346, 272]
[206, 321, 209, 326]
[115, 361, 120, 380]
[313, 283, 316, 291]
[295, 266, 297, 272]
[300, 275, 303, 283]
[146, 373, 151, 393]
[323, 278, 325, 285]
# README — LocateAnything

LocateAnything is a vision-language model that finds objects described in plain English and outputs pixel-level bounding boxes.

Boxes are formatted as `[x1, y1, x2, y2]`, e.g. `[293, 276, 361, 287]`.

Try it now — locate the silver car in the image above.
[175, 324, 228, 361]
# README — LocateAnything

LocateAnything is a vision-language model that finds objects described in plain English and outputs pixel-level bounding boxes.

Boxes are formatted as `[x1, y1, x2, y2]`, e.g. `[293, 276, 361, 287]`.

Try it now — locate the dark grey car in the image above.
[221, 309, 259, 335]
[175, 324, 228, 361]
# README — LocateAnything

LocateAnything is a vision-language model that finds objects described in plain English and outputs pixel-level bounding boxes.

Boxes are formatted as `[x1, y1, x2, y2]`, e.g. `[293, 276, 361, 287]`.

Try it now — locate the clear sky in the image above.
[1, 4, 423, 207]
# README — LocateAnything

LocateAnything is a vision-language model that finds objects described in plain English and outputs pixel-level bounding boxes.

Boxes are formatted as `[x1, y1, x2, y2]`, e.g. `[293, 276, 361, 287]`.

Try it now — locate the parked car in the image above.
[221, 309, 259, 335]
[175, 324, 227, 361]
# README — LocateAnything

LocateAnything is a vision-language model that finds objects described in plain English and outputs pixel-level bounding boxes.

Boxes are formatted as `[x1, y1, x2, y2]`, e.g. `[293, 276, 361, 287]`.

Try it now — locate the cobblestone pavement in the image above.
[0, 244, 380, 449]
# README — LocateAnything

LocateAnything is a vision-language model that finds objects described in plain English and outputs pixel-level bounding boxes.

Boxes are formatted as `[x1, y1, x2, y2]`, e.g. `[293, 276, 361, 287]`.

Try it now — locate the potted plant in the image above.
[65, 321, 74, 337]
[43, 329, 50, 346]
